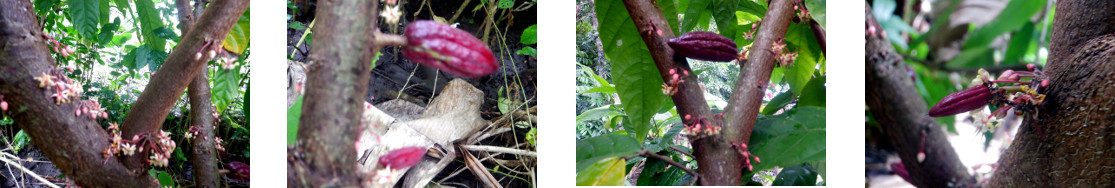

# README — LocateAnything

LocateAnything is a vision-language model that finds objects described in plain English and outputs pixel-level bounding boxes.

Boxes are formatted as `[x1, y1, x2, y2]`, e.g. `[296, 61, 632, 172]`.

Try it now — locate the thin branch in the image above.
[459, 145, 504, 188]
[0, 154, 60, 188]
[668, 145, 695, 160]
[462, 145, 536, 157]
[176, 0, 221, 186]
[374, 31, 407, 47]
[639, 150, 698, 186]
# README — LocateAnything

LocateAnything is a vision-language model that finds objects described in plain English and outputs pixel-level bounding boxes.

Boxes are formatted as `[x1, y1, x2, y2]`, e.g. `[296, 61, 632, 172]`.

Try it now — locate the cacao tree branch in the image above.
[287, 0, 381, 186]
[0, 0, 158, 186]
[989, 1, 1115, 186]
[864, 6, 975, 187]
[618, 0, 729, 184]
[722, 0, 794, 166]
[374, 31, 407, 47]
[809, 19, 825, 55]
[119, 0, 247, 171]
[176, 0, 221, 187]
[638, 150, 698, 186]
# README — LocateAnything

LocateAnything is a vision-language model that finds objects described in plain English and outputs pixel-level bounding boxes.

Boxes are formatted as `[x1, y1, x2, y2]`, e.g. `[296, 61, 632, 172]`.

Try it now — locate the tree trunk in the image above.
[0, 0, 245, 186]
[864, 5, 976, 187]
[118, 0, 248, 171]
[0, 0, 157, 186]
[176, 0, 223, 186]
[989, 1, 1115, 186]
[286, 0, 380, 186]
[620, 0, 794, 185]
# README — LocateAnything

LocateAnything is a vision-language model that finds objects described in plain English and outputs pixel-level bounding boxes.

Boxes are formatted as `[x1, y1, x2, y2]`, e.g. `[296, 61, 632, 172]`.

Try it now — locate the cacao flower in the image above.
[667, 31, 738, 62]
[928, 85, 992, 117]
[379, 146, 427, 170]
[402, 21, 498, 78]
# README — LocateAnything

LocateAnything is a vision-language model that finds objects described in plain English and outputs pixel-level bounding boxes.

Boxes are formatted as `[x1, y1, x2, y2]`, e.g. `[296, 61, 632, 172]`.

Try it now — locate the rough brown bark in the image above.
[864, 6, 975, 187]
[723, 0, 794, 162]
[118, 0, 247, 172]
[287, 0, 380, 186]
[175, 1, 222, 187]
[989, 1, 1115, 187]
[188, 72, 222, 188]
[0, 0, 158, 187]
[618, 0, 723, 184]
[620, 0, 794, 185]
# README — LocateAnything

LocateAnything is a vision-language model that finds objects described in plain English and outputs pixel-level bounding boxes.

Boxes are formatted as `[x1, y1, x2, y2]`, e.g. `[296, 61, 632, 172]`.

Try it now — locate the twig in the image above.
[638, 150, 698, 186]
[462, 145, 536, 157]
[0, 155, 60, 188]
[448, 0, 472, 23]
[668, 145, 695, 160]
[373, 31, 407, 47]
[458, 145, 504, 188]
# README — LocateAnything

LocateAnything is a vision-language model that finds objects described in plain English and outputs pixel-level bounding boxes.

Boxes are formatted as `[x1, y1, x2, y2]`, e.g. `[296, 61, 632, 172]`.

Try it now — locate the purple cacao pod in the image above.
[667, 31, 738, 62]
[928, 85, 992, 117]
[402, 21, 499, 78]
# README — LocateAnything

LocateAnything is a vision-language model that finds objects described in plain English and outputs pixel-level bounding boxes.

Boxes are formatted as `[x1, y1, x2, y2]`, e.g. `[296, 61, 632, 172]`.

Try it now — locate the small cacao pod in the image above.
[667, 31, 738, 62]
[402, 21, 498, 78]
[379, 146, 427, 169]
[928, 84, 992, 117]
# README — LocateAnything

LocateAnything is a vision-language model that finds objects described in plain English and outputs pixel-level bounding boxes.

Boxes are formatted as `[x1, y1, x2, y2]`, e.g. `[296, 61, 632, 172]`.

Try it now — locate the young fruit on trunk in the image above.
[402, 21, 499, 78]
[928, 84, 992, 117]
[667, 31, 738, 62]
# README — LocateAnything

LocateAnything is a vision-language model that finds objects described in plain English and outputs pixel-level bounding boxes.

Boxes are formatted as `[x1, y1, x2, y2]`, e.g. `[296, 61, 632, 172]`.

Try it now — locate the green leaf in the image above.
[98, 18, 121, 45]
[497, 0, 514, 9]
[288, 21, 306, 30]
[797, 76, 825, 107]
[737, 0, 766, 17]
[520, 24, 537, 45]
[135, 0, 166, 51]
[222, 10, 250, 54]
[782, 22, 822, 96]
[576, 105, 623, 124]
[149, 169, 175, 187]
[35, 0, 58, 15]
[804, 0, 825, 27]
[153, 27, 179, 41]
[69, 0, 101, 39]
[576, 157, 626, 186]
[515, 46, 537, 56]
[963, 0, 1046, 49]
[13, 130, 29, 153]
[287, 96, 303, 145]
[576, 134, 641, 172]
[112, 0, 129, 16]
[99, 0, 110, 24]
[712, 0, 740, 44]
[772, 163, 818, 186]
[134, 45, 168, 72]
[680, 0, 712, 32]
[212, 66, 241, 114]
[749, 107, 825, 171]
[1003, 21, 1036, 65]
[761, 91, 793, 115]
[597, 0, 667, 142]
[497, 96, 512, 115]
